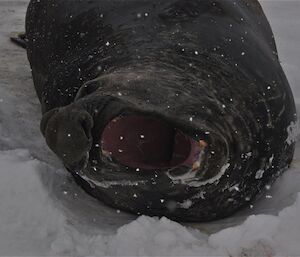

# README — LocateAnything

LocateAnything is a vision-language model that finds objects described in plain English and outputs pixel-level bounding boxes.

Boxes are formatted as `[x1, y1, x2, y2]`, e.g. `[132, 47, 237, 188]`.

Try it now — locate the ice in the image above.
[0, 0, 300, 256]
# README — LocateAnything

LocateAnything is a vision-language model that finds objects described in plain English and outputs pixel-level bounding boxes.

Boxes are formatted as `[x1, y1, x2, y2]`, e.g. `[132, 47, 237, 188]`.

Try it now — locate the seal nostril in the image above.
[78, 112, 94, 141]
[81, 119, 90, 139]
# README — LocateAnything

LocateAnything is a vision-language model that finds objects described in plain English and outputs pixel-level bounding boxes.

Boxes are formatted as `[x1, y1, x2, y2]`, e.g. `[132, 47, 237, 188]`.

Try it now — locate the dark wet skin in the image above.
[24, 0, 296, 221]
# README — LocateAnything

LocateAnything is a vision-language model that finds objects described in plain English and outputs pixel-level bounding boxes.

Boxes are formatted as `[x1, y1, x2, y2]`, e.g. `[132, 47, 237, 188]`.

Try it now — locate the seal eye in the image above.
[100, 115, 206, 170]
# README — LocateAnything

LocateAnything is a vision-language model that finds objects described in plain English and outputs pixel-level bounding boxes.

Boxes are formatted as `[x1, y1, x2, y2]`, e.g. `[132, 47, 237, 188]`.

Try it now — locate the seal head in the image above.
[26, 0, 297, 221]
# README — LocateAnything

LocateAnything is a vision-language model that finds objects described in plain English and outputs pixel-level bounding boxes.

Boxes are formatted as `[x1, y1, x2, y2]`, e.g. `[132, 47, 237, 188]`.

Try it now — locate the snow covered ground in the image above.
[0, 1, 300, 256]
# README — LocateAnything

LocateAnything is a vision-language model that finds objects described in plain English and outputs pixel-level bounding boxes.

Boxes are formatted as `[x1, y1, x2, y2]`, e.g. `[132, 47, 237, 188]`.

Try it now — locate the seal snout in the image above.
[40, 106, 94, 168]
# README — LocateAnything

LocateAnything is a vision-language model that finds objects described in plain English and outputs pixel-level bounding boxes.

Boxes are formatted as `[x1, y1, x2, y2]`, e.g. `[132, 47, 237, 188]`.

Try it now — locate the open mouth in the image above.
[100, 114, 207, 171]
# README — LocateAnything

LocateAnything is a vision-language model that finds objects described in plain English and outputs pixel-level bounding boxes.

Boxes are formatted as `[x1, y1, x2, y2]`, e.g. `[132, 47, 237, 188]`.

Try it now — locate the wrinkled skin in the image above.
[25, 0, 296, 221]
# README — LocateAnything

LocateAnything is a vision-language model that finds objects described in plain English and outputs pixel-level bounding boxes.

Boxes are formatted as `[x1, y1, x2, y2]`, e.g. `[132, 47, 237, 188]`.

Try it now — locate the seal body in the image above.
[25, 0, 296, 221]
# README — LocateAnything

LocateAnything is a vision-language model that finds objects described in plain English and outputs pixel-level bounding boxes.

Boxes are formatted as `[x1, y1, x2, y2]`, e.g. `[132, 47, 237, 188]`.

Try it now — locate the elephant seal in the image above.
[24, 0, 296, 221]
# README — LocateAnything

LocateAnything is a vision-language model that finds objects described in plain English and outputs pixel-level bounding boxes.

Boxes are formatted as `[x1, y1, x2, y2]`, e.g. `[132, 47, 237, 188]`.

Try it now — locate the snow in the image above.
[0, 1, 300, 256]
[1, 148, 300, 256]
[0, 150, 66, 256]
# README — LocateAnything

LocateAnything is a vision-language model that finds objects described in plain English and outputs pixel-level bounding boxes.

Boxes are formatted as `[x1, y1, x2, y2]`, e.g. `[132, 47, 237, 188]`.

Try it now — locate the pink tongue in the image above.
[100, 115, 203, 170]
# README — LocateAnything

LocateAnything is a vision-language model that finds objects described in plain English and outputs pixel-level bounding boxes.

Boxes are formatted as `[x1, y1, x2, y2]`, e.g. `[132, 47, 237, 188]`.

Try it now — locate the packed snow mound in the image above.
[1, 149, 300, 256]
[110, 199, 300, 256]
[210, 195, 300, 257]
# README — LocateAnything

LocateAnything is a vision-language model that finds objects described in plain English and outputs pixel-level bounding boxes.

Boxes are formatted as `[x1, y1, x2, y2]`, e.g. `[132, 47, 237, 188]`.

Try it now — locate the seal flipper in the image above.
[10, 32, 27, 49]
